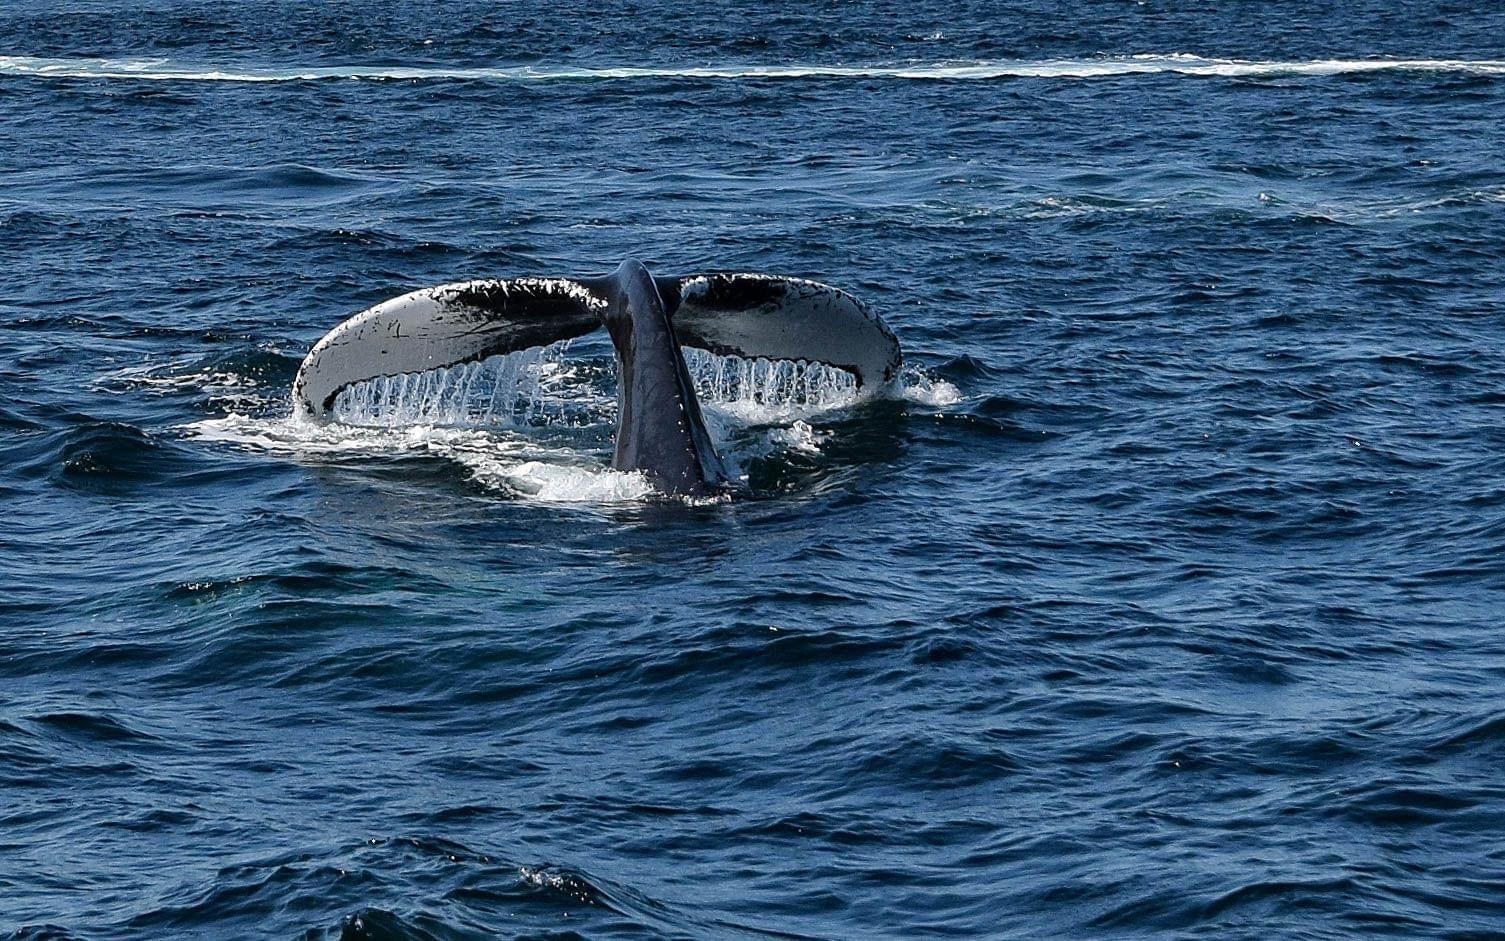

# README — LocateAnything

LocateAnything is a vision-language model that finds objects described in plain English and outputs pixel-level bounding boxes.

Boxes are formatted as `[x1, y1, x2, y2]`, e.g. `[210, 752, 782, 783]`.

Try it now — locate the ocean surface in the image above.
[5, 2, 1505, 938]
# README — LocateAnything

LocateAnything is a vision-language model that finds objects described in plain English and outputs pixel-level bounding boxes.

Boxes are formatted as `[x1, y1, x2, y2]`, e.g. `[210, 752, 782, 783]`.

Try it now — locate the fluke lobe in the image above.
[293, 259, 902, 495]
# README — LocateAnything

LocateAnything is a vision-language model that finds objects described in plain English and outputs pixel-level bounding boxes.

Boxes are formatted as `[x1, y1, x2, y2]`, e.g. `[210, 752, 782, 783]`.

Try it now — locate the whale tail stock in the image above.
[292, 258, 902, 494]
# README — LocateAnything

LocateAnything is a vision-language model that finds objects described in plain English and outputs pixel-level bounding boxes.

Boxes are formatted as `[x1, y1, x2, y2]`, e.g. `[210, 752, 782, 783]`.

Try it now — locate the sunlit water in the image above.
[4, 1, 1505, 939]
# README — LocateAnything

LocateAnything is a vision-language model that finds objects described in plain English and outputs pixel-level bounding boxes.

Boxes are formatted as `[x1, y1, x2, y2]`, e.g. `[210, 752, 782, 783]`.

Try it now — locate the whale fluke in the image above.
[662, 274, 902, 388]
[293, 259, 902, 494]
[292, 278, 607, 418]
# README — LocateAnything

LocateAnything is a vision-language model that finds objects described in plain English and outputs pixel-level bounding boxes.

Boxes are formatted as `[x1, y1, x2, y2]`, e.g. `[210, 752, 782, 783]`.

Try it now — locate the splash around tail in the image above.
[293, 258, 902, 496]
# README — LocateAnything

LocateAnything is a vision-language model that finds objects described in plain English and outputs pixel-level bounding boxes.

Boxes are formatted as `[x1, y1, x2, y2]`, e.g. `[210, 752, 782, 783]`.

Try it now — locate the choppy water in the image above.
[5, 2, 1505, 938]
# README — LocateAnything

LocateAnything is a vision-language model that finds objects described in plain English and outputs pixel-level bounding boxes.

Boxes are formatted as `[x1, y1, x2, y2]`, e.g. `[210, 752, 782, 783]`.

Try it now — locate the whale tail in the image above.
[292, 260, 902, 493]
[659, 273, 902, 388]
[294, 270, 901, 419]
[293, 277, 608, 418]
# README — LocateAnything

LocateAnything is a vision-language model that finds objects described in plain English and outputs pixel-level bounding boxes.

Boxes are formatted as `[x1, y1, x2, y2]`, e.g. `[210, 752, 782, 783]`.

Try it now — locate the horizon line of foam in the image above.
[2, 54, 1504, 83]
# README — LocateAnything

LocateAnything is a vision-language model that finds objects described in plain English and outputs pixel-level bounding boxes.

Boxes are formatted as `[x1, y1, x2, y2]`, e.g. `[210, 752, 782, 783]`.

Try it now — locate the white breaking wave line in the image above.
[1, 53, 1503, 84]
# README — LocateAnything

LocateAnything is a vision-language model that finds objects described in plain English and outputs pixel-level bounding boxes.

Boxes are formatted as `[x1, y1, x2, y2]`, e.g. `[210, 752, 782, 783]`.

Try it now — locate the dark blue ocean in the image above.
[6, 2, 1505, 938]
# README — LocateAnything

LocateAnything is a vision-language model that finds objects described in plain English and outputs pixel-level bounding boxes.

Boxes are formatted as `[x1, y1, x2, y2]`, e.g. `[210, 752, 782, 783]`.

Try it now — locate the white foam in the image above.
[899, 371, 963, 407]
[184, 412, 500, 457]
[3, 54, 1502, 84]
[98, 359, 271, 410]
[186, 411, 661, 504]
[767, 420, 827, 455]
[467, 459, 655, 503]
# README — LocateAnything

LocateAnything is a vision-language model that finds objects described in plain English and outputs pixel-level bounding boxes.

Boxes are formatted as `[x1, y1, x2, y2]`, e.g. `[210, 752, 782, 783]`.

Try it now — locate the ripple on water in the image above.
[6, 3, 1505, 937]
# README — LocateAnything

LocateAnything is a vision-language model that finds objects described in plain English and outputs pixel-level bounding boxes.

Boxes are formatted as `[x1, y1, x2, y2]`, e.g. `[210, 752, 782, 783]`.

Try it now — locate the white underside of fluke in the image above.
[292, 278, 604, 418]
[672, 274, 903, 389]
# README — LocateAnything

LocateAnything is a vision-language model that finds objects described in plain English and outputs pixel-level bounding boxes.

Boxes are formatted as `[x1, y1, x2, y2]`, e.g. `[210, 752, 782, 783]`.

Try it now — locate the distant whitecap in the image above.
[3, 54, 1503, 84]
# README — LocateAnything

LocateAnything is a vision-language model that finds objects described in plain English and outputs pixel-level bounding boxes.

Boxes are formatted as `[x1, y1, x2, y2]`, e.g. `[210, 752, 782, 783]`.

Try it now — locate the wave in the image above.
[2, 53, 1502, 84]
